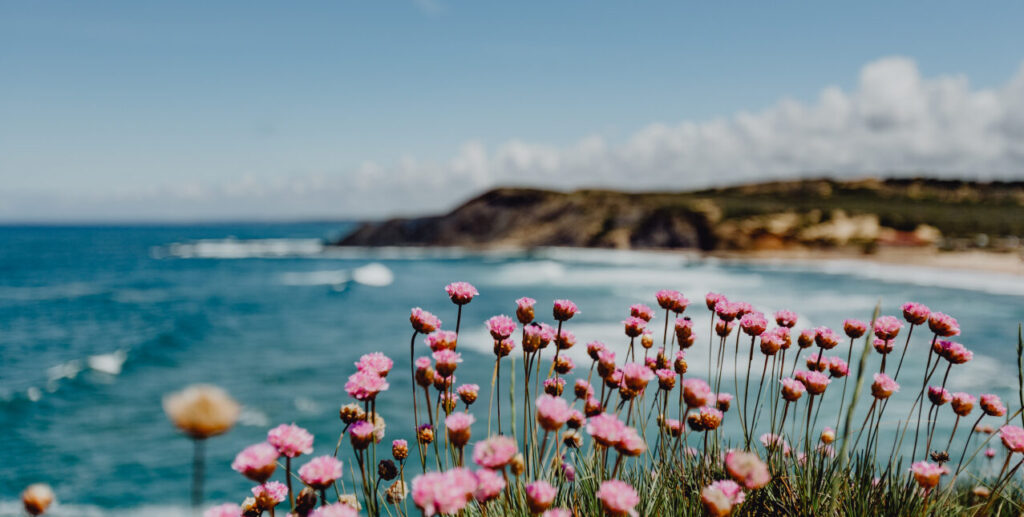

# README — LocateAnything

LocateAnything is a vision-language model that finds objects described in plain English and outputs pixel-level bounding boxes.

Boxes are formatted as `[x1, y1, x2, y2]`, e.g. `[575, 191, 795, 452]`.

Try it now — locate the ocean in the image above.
[1, 223, 1022, 515]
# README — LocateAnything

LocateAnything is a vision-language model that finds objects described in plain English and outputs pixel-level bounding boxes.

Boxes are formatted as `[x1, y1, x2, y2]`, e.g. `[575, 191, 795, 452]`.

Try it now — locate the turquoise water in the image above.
[1, 224, 1022, 515]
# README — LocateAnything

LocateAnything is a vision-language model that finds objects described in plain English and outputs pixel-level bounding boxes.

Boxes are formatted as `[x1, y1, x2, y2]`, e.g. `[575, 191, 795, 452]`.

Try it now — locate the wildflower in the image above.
[701, 480, 745, 517]
[523, 324, 550, 353]
[586, 341, 607, 360]
[640, 331, 654, 349]
[445, 282, 478, 305]
[356, 352, 394, 377]
[526, 480, 558, 513]
[821, 427, 836, 445]
[445, 412, 475, 447]
[700, 406, 724, 430]
[615, 427, 647, 456]
[795, 370, 830, 395]
[664, 418, 683, 437]
[927, 386, 952, 406]
[797, 329, 815, 349]
[760, 433, 791, 455]
[980, 394, 1007, 416]
[780, 378, 806, 401]
[775, 310, 798, 328]
[584, 397, 603, 417]
[415, 357, 436, 387]
[392, 439, 409, 461]
[977, 424, 996, 434]
[910, 461, 948, 491]
[870, 373, 899, 399]
[828, 357, 849, 378]
[597, 479, 640, 517]
[555, 330, 576, 350]
[843, 319, 867, 339]
[516, 297, 537, 324]
[597, 350, 617, 377]
[873, 338, 894, 355]
[928, 312, 960, 337]
[655, 368, 676, 390]
[740, 312, 768, 337]
[411, 470, 475, 516]
[934, 340, 973, 364]
[706, 292, 726, 311]
[204, 504, 242, 517]
[553, 299, 579, 321]
[385, 480, 409, 504]
[563, 430, 583, 448]
[536, 395, 572, 431]
[410, 307, 441, 334]
[574, 379, 594, 400]
[432, 349, 462, 377]
[231, 442, 279, 483]
[725, 450, 772, 489]
[486, 315, 517, 340]
[657, 289, 683, 310]
[544, 378, 566, 396]
[494, 338, 516, 357]
[902, 302, 931, 325]
[425, 330, 457, 352]
[806, 353, 828, 372]
[674, 351, 688, 375]
[252, 481, 288, 508]
[683, 378, 712, 407]
[759, 329, 785, 355]
[474, 468, 505, 503]
[554, 356, 574, 375]
[985, 448, 996, 458]
[715, 300, 740, 321]
[717, 393, 734, 412]
[309, 503, 358, 517]
[345, 370, 390, 401]
[299, 455, 343, 490]
[163, 384, 240, 439]
[1000, 425, 1024, 453]
[433, 374, 454, 392]
[510, 453, 526, 476]
[567, 409, 585, 429]
[544, 509, 572, 517]
[471, 436, 517, 469]
[377, 460, 396, 481]
[605, 369, 624, 389]
[21, 484, 54, 516]
[587, 412, 627, 447]
[349, 420, 375, 449]
[735, 302, 753, 317]
[675, 317, 694, 340]
[417, 424, 435, 444]
[621, 363, 654, 391]
[873, 316, 902, 341]
[457, 384, 480, 406]
[267, 423, 313, 458]
[631, 303, 655, 322]
[951, 392, 976, 416]
[715, 319, 735, 337]
[814, 327, 839, 349]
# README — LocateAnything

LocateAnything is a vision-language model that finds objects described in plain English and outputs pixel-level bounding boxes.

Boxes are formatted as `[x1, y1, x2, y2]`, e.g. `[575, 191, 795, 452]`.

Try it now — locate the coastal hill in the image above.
[335, 178, 1024, 253]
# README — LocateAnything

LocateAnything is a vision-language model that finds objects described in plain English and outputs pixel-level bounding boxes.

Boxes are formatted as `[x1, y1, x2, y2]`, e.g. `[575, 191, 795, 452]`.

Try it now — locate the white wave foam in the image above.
[87, 350, 127, 376]
[352, 263, 394, 287]
[166, 238, 326, 259]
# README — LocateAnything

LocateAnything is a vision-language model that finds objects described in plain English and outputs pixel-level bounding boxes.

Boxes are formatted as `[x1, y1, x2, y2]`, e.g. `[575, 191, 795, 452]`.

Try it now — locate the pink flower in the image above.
[457, 384, 480, 405]
[702, 480, 745, 516]
[715, 300, 740, 321]
[902, 302, 930, 325]
[615, 426, 647, 456]
[871, 373, 899, 399]
[474, 468, 505, 503]
[309, 503, 359, 517]
[473, 435, 518, 469]
[552, 299, 579, 321]
[543, 510, 572, 517]
[356, 352, 394, 377]
[251, 481, 288, 505]
[349, 420, 376, 449]
[928, 312, 960, 337]
[843, 319, 867, 339]
[780, 378, 806, 402]
[873, 338, 894, 354]
[797, 329, 815, 348]
[934, 340, 973, 364]
[655, 368, 676, 390]
[759, 433, 791, 455]
[298, 455, 343, 489]
[734, 302, 753, 317]
[716, 393, 734, 412]
[621, 363, 654, 391]
[204, 504, 242, 517]
[740, 312, 768, 336]
[715, 319, 735, 337]
[597, 479, 640, 517]
[630, 304, 655, 321]
[1000, 425, 1024, 453]
[526, 481, 558, 513]
[231, 442, 279, 483]
[705, 292, 726, 310]
[267, 423, 313, 458]
[759, 329, 785, 355]
[828, 357, 849, 378]
[656, 289, 683, 310]
[516, 297, 537, 324]
[725, 450, 772, 489]
[536, 395, 572, 431]
[927, 386, 952, 406]
[574, 379, 595, 400]
[586, 341, 607, 360]
[555, 330, 576, 350]
[981, 394, 1007, 416]
[432, 349, 462, 377]
[587, 412, 627, 447]
[345, 370, 390, 401]
[425, 330, 457, 352]
[623, 316, 647, 337]
[445, 282, 478, 305]
[795, 370, 830, 395]
[986, 448, 997, 458]
[873, 316, 902, 340]
[411, 470, 476, 516]
[544, 378, 566, 396]
[683, 378, 712, 407]
[910, 461, 948, 490]
[675, 317, 694, 339]
[814, 327, 839, 349]
[951, 392, 976, 416]
[410, 307, 441, 334]
[445, 413, 475, 447]
[774, 310, 798, 328]
[486, 315, 517, 340]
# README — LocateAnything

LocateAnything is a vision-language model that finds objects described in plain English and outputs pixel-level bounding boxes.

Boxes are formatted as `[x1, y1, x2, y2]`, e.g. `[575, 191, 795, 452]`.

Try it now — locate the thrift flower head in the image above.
[871, 373, 899, 399]
[457, 384, 480, 406]
[392, 439, 409, 460]
[985, 448, 997, 459]
[21, 484, 55, 516]
[740, 312, 768, 336]
[780, 377, 806, 401]
[814, 327, 839, 349]
[795, 370, 830, 395]
[1000, 425, 1024, 453]
[251, 481, 288, 505]
[526, 481, 558, 513]
[675, 317, 694, 340]
[717, 393, 734, 412]
[623, 316, 647, 337]
[928, 312, 960, 337]
[486, 315, 517, 340]
[474, 468, 505, 503]
[445, 282, 478, 305]
[935, 340, 973, 364]
[759, 329, 786, 355]
[204, 504, 242, 517]
[760, 433, 791, 455]
[674, 350, 688, 375]
[426, 330, 458, 352]
[656, 289, 683, 310]
[725, 450, 772, 489]
[586, 341, 607, 360]
[411, 470, 475, 516]
[775, 310, 798, 328]
[621, 363, 654, 391]
[699, 406, 724, 430]
[715, 300, 740, 321]
[928, 386, 952, 406]
[544, 378, 566, 396]
[345, 370, 390, 401]
[683, 378, 712, 407]
[356, 352, 393, 377]
[298, 455, 343, 489]
[656, 368, 676, 390]
[445, 412, 475, 447]
[432, 349, 462, 377]
[349, 420, 376, 449]
[309, 503, 359, 517]
[536, 394, 572, 431]
[911, 461, 948, 491]
[516, 297, 537, 324]
[951, 392, 976, 416]
[873, 316, 902, 341]
[828, 356, 849, 378]
[797, 329, 815, 349]
[843, 319, 867, 338]
[587, 412, 627, 447]
[231, 442, 279, 483]
[630, 303, 655, 321]
[705, 292, 726, 310]
[873, 338, 894, 355]
[555, 330, 576, 350]
[597, 480, 640, 517]
[543, 510, 572, 517]
[552, 299, 579, 321]
[615, 426, 647, 456]
[267, 423, 313, 458]
[902, 302, 931, 325]
[715, 319, 735, 337]
[473, 435, 518, 469]
[410, 307, 441, 334]
[702, 480, 745, 517]
[981, 394, 1007, 416]
[821, 427, 836, 444]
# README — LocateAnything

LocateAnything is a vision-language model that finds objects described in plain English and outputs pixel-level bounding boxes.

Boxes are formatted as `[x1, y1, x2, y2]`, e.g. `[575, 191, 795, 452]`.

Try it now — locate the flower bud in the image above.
[378, 459, 398, 481]
[21, 484, 54, 516]
[340, 403, 366, 424]
[510, 453, 526, 476]
[416, 424, 434, 445]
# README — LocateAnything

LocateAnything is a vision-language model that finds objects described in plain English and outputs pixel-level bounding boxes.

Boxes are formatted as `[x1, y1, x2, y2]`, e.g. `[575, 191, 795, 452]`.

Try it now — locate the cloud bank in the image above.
[4, 56, 1024, 221]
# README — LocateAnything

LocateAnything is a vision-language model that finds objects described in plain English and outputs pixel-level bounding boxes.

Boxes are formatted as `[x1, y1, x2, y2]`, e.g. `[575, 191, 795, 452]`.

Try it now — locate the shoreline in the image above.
[708, 247, 1024, 276]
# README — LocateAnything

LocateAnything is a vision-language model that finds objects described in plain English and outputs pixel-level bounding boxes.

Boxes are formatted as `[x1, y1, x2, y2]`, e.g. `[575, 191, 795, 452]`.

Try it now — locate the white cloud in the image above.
[2, 56, 1023, 221]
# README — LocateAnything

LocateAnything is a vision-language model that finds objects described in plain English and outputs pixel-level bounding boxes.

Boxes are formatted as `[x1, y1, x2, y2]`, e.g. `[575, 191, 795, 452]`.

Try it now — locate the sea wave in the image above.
[164, 238, 326, 259]
[0, 283, 105, 301]
[0, 501, 216, 517]
[278, 263, 394, 287]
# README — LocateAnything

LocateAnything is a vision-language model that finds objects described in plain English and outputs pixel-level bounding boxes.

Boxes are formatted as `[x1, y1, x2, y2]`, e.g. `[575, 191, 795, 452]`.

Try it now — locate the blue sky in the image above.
[2, 1, 1023, 221]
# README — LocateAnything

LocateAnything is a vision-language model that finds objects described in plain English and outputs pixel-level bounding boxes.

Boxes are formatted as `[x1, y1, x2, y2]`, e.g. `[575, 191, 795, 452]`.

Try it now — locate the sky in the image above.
[2, 1, 1023, 222]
